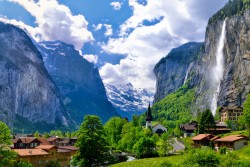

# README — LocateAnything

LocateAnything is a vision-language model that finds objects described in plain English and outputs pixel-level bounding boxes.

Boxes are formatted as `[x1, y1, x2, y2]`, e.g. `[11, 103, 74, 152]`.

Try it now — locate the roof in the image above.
[215, 135, 249, 142]
[153, 124, 166, 128]
[38, 137, 50, 145]
[210, 136, 220, 141]
[13, 149, 48, 156]
[180, 124, 196, 131]
[47, 137, 60, 142]
[58, 146, 79, 151]
[215, 122, 228, 127]
[219, 106, 243, 112]
[59, 139, 70, 144]
[36, 145, 56, 150]
[57, 149, 71, 153]
[207, 128, 231, 131]
[192, 134, 215, 141]
[13, 137, 40, 144]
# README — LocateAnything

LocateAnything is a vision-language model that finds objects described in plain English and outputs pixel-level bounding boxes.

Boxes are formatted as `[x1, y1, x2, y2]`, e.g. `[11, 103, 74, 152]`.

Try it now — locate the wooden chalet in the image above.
[47, 137, 63, 146]
[214, 135, 249, 151]
[191, 134, 219, 147]
[179, 121, 198, 137]
[206, 122, 231, 135]
[13, 145, 78, 167]
[13, 137, 42, 149]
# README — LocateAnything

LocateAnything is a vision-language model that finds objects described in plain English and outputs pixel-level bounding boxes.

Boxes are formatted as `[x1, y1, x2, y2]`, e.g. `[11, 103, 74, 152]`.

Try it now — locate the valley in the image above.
[1, 0, 250, 167]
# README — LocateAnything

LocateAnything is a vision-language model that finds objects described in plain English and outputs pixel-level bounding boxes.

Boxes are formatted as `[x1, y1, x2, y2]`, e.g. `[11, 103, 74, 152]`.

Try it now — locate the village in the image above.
[8, 104, 250, 167]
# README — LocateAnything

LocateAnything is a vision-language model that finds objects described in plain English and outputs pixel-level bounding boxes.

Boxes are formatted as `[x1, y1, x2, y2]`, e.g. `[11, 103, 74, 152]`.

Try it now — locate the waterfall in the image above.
[210, 20, 227, 115]
[183, 65, 191, 85]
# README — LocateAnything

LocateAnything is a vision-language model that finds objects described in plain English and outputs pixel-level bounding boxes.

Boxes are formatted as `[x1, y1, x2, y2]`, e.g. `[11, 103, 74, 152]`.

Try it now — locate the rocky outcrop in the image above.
[154, 42, 203, 102]
[0, 22, 69, 128]
[37, 41, 119, 124]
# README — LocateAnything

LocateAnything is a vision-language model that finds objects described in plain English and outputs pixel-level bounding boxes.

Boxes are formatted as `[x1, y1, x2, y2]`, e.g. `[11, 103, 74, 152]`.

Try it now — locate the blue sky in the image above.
[0, 0, 228, 89]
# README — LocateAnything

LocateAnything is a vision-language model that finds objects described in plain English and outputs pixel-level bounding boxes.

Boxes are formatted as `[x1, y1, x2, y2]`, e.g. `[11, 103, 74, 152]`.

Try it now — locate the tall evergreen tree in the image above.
[198, 109, 215, 134]
[72, 115, 114, 167]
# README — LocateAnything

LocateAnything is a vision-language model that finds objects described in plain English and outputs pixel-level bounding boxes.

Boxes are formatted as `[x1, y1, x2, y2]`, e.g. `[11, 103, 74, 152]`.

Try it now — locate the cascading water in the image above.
[183, 65, 191, 85]
[211, 20, 227, 115]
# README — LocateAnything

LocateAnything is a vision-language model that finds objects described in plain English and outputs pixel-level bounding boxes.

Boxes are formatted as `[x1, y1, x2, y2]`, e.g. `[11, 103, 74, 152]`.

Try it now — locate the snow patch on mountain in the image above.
[105, 83, 154, 119]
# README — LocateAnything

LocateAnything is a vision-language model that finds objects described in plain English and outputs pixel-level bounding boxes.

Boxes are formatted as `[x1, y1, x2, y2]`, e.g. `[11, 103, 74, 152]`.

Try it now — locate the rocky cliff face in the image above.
[154, 42, 203, 103]
[0, 22, 69, 128]
[196, 9, 250, 109]
[37, 41, 119, 124]
[154, 7, 250, 112]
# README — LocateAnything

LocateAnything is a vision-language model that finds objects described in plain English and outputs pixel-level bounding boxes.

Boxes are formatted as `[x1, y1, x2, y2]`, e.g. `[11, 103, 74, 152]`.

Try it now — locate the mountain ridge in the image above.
[37, 40, 120, 125]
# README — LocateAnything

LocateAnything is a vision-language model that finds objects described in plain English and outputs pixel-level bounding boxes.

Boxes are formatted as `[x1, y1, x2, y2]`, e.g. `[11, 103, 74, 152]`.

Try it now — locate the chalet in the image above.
[206, 122, 231, 135]
[69, 137, 77, 146]
[191, 134, 219, 147]
[58, 139, 70, 146]
[13, 137, 42, 149]
[214, 135, 249, 151]
[38, 137, 51, 145]
[219, 106, 243, 122]
[13, 148, 49, 167]
[47, 137, 63, 146]
[180, 121, 231, 137]
[13, 145, 78, 167]
[179, 121, 198, 137]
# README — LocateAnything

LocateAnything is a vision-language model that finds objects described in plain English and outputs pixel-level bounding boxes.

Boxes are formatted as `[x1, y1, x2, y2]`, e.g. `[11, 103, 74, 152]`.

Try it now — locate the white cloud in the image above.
[110, 1, 123, 10]
[83, 54, 98, 64]
[8, 0, 93, 50]
[0, 17, 39, 38]
[100, 0, 227, 89]
[104, 24, 113, 37]
[93, 23, 103, 31]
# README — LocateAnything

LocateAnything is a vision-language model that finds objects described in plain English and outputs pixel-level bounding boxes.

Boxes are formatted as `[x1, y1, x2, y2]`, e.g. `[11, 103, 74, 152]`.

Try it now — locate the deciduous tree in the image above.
[243, 93, 250, 137]
[72, 115, 114, 167]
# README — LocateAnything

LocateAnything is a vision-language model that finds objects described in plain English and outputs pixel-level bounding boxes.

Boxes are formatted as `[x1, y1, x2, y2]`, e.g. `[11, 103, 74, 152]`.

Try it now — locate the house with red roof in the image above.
[214, 135, 249, 151]
[13, 137, 42, 149]
[191, 134, 219, 147]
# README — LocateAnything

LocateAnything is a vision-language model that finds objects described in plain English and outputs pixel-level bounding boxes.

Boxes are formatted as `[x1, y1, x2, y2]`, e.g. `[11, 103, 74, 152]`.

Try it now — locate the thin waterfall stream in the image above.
[211, 20, 227, 115]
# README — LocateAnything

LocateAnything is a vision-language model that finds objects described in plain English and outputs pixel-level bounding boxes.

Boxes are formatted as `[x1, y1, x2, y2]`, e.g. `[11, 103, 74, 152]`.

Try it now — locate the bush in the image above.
[158, 160, 175, 167]
[220, 152, 250, 167]
[182, 148, 220, 167]
[219, 147, 227, 155]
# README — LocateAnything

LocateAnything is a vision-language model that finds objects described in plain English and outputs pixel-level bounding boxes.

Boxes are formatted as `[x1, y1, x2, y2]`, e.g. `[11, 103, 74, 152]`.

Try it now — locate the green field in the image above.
[110, 155, 184, 167]
[111, 142, 250, 167]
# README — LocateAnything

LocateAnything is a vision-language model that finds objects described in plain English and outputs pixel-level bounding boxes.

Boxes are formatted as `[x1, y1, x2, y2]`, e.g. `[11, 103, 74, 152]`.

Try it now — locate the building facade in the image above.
[219, 106, 243, 122]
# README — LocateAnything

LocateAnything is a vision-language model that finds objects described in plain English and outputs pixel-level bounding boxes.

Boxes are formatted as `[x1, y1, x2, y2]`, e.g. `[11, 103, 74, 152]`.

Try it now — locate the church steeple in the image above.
[146, 103, 153, 129]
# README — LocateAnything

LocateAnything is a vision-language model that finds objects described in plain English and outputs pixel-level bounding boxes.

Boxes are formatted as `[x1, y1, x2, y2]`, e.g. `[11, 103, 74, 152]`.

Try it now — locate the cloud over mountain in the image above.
[100, 0, 227, 89]
[8, 0, 93, 49]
